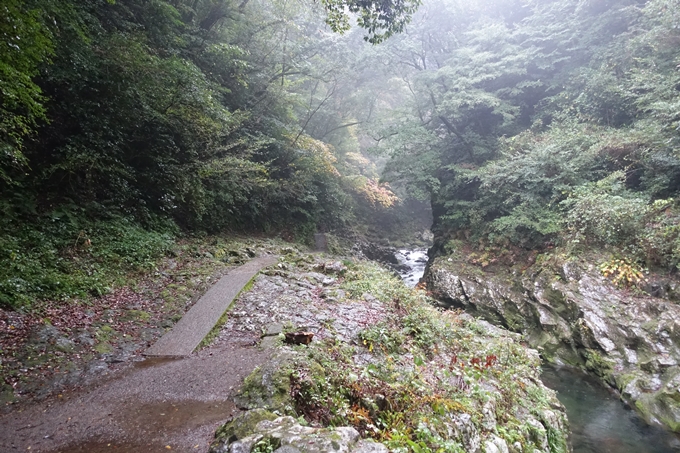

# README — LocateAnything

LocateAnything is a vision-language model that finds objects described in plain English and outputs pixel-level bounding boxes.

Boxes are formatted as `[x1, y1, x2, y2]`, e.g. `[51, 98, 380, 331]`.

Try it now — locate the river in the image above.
[395, 247, 680, 453]
[542, 364, 680, 453]
[394, 248, 428, 287]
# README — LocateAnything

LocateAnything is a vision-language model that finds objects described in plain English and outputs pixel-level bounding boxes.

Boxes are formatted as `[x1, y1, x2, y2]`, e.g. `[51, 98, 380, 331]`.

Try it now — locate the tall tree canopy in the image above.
[3, 0, 680, 306]
[0, 0, 412, 307]
[366, 0, 680, 270]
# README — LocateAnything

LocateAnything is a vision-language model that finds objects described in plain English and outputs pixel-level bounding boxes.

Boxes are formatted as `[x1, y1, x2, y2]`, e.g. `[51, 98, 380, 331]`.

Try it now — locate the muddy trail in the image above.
[0, 240, 279, 453]
[0, 327, 268, 452]
[0, 239, 432, 453]
[0, 249, 359, 452]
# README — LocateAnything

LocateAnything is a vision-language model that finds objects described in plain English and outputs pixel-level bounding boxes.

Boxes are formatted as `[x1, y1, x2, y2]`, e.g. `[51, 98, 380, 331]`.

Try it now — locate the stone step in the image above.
[145, 255, 278, 357]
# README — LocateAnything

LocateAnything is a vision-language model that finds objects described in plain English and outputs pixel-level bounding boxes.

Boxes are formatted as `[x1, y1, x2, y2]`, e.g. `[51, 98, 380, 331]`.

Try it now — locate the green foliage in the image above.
[639, 199, 680, 269]
[358, 322, 406, 354]
[251, 436, 281, 453]
[0, 0, 55, 180]
[322, 0, 422, 44]
[0, 214, 174, 309]
[290, 261, 565, 452]
[0, 0, 422, 310]
[562, 172, 650, 247]
[374, 0, 680, 268]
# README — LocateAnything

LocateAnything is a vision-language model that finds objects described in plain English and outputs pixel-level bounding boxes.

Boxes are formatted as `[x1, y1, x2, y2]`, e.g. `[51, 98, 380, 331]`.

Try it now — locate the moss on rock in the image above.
[234, 351, 296, 413]
[213, 408, 278, 448]
[427, 247, 680, 433]
[214, 254, 571, 452]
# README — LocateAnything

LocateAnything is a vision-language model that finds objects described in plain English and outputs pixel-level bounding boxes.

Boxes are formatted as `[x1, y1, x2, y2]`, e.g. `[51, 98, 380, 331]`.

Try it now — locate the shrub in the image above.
[0, 213, 174, 309]
[561, 172, 650, 247]
[639, 198, 680, 270]
[599, 257, 647, 288]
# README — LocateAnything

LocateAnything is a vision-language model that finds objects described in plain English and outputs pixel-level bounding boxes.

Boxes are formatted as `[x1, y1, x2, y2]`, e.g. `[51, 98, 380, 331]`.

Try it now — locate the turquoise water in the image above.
[541, 364, 680, 453]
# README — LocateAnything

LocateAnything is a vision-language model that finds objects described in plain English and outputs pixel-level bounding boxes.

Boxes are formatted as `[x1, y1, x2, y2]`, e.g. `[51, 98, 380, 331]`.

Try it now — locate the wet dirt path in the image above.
[0, 334, 269, 453]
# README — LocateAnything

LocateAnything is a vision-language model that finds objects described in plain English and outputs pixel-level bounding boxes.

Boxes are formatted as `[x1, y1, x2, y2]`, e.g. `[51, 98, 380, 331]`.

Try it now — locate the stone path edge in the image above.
[144, 255, 279, 357]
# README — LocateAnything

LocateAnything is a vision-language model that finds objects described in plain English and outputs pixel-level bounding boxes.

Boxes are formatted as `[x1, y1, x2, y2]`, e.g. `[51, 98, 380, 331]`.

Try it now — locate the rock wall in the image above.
[426, 254, 680, 432]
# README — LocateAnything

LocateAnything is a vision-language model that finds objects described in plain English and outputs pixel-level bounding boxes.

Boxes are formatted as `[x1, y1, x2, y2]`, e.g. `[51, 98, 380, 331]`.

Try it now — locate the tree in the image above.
[373, 0, 680, 258]
[0, 0, 55, 182]
[322, 0, 422, 44]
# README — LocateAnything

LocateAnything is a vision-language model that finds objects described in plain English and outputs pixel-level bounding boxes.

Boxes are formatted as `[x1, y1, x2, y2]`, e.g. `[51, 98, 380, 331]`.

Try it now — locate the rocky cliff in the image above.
[426, 251, 680, 432]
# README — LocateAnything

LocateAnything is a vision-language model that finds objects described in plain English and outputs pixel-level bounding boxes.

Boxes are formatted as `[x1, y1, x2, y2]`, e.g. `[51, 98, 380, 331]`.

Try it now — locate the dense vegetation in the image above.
[0, 0, 425, 308]
[371, 0, 680, 272]
[292, 262, 568, 453]
[3, 0, 680, 307]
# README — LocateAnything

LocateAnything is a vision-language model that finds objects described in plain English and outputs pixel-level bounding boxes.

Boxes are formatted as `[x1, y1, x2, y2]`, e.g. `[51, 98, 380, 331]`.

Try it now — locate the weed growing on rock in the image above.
[599, 257, 647, 288]
[281, 260, 570, 452]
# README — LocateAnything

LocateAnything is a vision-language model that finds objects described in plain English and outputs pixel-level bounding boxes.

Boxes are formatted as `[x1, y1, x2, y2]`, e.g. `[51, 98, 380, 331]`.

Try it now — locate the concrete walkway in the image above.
[145, 255, 278, 357]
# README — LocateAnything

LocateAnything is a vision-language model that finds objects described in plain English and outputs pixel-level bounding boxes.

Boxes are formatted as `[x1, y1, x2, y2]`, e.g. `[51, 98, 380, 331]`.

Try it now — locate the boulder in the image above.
[210, 412, 389, 453]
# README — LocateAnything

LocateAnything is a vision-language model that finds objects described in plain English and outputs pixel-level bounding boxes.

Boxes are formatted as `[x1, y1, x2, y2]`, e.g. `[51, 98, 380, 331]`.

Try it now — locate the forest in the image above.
[1, 0, 679, 307]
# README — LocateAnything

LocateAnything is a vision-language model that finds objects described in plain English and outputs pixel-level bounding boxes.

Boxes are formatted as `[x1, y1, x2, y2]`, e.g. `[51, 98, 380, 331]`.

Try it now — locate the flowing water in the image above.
[395, 247, 680, 453]
[395, 248, 428, 287]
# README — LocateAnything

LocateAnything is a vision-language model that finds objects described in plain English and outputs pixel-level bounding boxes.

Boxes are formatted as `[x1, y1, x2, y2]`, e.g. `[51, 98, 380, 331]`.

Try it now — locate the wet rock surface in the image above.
[0, 239, 570, 452]
[426, 252, 680, 433]
[210, 412, 389, 453]
[210, 252, 570, 452]
[356, 242, 400, 265]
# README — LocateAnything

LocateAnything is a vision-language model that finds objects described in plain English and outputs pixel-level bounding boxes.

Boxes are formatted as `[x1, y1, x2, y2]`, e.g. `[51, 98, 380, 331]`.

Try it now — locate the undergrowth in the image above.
[0, 211, 292, 311]
[289, 262, 568, 453]
[0, 215, 176, 309]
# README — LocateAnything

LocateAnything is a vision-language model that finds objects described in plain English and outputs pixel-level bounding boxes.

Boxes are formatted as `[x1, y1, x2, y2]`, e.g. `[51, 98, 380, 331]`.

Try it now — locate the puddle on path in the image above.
[51, 400, 236, 453]
[118, 399, 237, 431]
[133, 356, 183, 369]
[51, 440, 186, 453]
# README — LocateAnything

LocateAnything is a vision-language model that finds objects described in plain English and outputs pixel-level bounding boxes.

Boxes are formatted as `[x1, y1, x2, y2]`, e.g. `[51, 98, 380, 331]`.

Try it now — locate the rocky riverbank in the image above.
[208, 248, 570, 452]
[0, 235, 571, 452]
[425, 248, 680, 433]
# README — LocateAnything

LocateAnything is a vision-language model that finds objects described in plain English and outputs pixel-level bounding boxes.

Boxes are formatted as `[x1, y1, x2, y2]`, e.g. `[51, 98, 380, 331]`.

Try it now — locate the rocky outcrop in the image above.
[210, 250, 570, 452]
[355, 242, 400, 265]
[426, 254, 680, 432]
[210, 410, 389, 453]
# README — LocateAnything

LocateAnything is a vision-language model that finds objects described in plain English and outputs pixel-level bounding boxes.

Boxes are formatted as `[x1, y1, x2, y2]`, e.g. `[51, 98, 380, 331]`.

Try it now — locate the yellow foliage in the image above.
[349, 404, 372, 424]
[599, 258, 647, 288]
[348, 176, 399, 208]
[287, 133, 341, 177]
